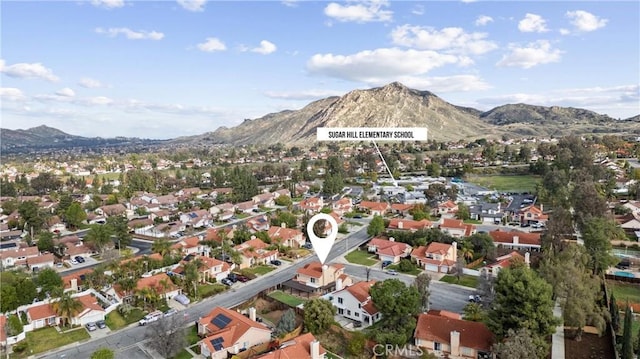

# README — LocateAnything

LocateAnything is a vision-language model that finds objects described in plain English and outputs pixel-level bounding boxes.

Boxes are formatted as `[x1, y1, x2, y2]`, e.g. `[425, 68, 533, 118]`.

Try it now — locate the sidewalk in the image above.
[551, 302, 565, 359]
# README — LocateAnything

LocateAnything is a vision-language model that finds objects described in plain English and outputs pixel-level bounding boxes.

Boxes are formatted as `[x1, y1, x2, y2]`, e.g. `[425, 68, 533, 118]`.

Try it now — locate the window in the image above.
[434, 342, 442, 351]
[347, 310, 351, 316]
[355, 312, 359, 317]
[358, 303, 361, 308]
[338, 308, 344, 315]
[338, 297, 343, 304]
[310, 278, 316, 283]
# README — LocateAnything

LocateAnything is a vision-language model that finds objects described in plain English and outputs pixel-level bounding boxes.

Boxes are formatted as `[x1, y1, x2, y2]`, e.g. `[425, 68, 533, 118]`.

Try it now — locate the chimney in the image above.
[398, 221, 403, 229]
[389, 237, 395, 242]
[336, 278, 343, 291]
[450, 331, 461, 357]
[525, 252, 531, 267]
[452, 241, 458, 261]
[310, 340, 321, 359]
[281, 222, 286, 228]
[251, 235, 256, 240]
[70, 278, 78, 292]
[249, 307, 256, 322]
[513, 236, 519, 245]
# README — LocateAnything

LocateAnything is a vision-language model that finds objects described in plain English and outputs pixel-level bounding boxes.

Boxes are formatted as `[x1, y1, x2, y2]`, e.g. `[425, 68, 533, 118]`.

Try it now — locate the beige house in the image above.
[234, 238, 278, 269]
[294, 262, 352, 289]
[411, 242, 457, 273]
[268, 224, 305, 248]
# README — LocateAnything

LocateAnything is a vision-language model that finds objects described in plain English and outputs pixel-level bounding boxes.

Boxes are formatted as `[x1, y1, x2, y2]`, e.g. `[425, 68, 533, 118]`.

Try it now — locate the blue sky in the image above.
[1, 0, 638, 139]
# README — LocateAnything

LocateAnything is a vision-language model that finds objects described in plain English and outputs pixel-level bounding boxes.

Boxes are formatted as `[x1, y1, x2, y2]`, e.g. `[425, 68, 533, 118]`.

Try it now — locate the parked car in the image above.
[95, 320, 106, 329]
[221, 278, 233, 286]
[227, 273, 238, 282]
[139, 311, 163, 326]
[235, 274, 249, 282]
[75, 256, 85, 263]
[302, 243, 313, 250]
[270, 260, 282, 266]
[173, 294, 190, 305]
[164, 308, 177, 317]
[381, 260, 392, 268]
[468, 295, 482, 303]
[85, 322, 98, 331]
[386, 269, 398, 276]
[70, 259, 78, 265]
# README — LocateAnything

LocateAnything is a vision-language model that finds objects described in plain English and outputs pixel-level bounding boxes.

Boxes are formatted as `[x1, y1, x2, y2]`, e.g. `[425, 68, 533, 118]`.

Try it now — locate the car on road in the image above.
[139, 310, 163, 326]
[468, 295, 482, 303]
[96, 320, 107, 329]
[164, 308, 177, 317]
[353, 214, 363, 219]
[386, 269, 398, 276]
[270, 260, 282, 266]
[85, 322, 98, 331]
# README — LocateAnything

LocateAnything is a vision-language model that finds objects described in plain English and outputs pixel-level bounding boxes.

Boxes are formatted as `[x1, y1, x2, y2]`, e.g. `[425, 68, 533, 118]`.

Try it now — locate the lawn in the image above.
[466, 175, 541, 193]
[105, 308, 146, 330]
[268, 290, 306, 307]
[198, 283, 227, 298]
[440, 274, 478, 288]
[248, 265, 275, 276]
[608, 281, 640, 304]
[10, 327, 90, 358]
[344, 249, 378, 266]
[185, 325, 200, 345]
[172, 349, 193, 359]
[385, 263, 422, 275]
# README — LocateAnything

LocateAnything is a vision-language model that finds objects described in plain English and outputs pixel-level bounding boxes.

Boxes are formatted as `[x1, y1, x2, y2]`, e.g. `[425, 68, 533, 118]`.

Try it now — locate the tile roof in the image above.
[28, 303, 57, 320]
[27, 253, 56, 265]
[415, 311, 493, 352]
[199, 307, 270, 353]
[343, 280, 376, 303]
[0, 315, 5, 342]
[368, 237, 411, 257]
[136, 273, 179, 294]
[296, 262, 343, 279]
[488, 230, 541, 246]
[358, 201, 389, 212]
[388, 218, 432, 231]
[268, 226, 302, 243]
[255, 333, 326, 359]
[76, 294, 104, 314]
[425, 242, 453, 255]
[62, 268, 94, 289]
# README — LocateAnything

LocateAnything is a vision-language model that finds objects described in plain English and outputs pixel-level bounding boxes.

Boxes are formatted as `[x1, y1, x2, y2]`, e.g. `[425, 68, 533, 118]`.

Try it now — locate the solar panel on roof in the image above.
[0, 243, 17, 249]
[189, 213, 198, 218]
[210, 313, 231, 328]
[209, 337, 224, 351]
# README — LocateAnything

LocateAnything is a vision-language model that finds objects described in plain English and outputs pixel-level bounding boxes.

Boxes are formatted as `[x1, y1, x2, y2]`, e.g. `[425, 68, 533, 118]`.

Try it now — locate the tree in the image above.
[30, 172, 62, 194]
[459, 240, 474, 262]
[37, 231, 55, 252]
[91, 348, 115, 359]
[37, 268, 64, 297]
[611, 293, 620, 333]
[492, 328, 543, 359]
[85, 224, 114, 254]
[323, 173, 344, 195]
[303, 298, 336, 334]
[476, 271, 495, 310]
[367, 215, 385, 237]
[413, 273, 431, 312]
[144, 315, 188, 359]
[64, 202, 87, 229]
[152, 238, 172, 257]
[370, 279, 421, 346]
[455, 203, 470, 220]
[348, 331, 367, 356]
[622, 304, 634, 359]
[15, 278, 38, 306]
[274, 195, 293, 207]
[52, 291, 83, 327]
[7, 314, 23, 336]
[455, 256, 466, 281]
[275, 309, 297, 337]
[0, 285, 18, 312]
[582, 217, 624, 274]
[106, 215, 132, 249]
[19, 200, 45, 231]
[487, 262, 558, 353]
[463, 302, 485, 322]
[271, 211, 297, 229]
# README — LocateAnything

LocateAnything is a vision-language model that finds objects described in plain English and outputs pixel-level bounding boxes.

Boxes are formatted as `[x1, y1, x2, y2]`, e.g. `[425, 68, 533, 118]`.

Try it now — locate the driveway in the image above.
[87, 326, 111, 340]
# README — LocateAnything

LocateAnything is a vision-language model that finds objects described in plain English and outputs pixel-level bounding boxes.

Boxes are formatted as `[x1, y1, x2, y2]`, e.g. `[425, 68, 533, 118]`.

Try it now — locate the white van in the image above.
[139, 310, 163, 326]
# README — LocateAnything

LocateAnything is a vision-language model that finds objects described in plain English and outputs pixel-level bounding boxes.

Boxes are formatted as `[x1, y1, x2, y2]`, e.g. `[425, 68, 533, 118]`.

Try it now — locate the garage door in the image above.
[440, 266, 449, 273]
[425, 264, 439, 272]
[81, 312, 105, 325]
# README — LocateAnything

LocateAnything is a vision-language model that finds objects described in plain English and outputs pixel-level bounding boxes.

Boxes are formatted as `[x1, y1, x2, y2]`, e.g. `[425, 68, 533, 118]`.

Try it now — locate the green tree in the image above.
[15, 278, 38, 306]
[463, 302, 485, 322]
[370, 279, 420, 346]
[582, 217, 624, 274]
[37, 231, 55, 252]
[151, 238, 172, 257]
[622, 304, 634, 359]
[37, 268, 64, 297]
[492, 328, 542, 359]
[348, 331, 367, 356]
[274, 309, 297, 337]
[7, 314, 23, 336]
[65, 202, 87, 229]
[52, 291, 83, 327]
[367, 215, 385, 237]
[487, 262, 558, 353]
[455, 203, 470, 220]
[30, 172, 62, 194]
[274, 195, 293, 207]
[323, 173, 344, 195]
[106, 215, 132, 249]
[57, 193, 73, 215]
[90, 348, 115, 359]
[303, 298, 336, 334]
[271, 211, 298, 229]
[413, 273, 431, 312]
[85, 224, 114, 254]
[611, 293, 620, 333]
[19, 200, 45, 231]
[0, 285, 18, 312]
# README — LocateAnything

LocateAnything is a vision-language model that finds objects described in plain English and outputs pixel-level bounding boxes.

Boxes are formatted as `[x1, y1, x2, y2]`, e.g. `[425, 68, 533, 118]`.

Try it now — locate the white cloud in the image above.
[251, 40, 277, 55]
[264, 89, 344, 100]
[324, 0, 393, 23]
[411, 5, 425, 16]
[91, 0, 124, 9]
[78, 77, 105, 88]
[390, 25, 498, 55]
[0, 59, 59, 81]
[84, 96, 114, 106]
[566, 10, 608, 32]
[56, 88, 76, 97]
[0, 87, 26, 101]
[518, 13, 548, 33]
[95, 27, 164, 40]
[177, 0, 206, 12]
[559, 28, 571, 36]
[496, 40, 563, 69]
[307, 48, 464, 83]
[197, 37, 227, 52]
[281, 0, 298, 7]
[474, 15, 494, 26]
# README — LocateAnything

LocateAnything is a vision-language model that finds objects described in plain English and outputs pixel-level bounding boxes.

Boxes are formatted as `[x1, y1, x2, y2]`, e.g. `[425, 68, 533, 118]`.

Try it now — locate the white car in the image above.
[138, 310, 163, 326]
[70, 259, 78, 265]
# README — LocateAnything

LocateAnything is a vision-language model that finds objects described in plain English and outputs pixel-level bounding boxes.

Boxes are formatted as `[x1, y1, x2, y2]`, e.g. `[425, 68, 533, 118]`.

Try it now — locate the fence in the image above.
[605, 274, 640, 284]
[462, 268, 480, 277]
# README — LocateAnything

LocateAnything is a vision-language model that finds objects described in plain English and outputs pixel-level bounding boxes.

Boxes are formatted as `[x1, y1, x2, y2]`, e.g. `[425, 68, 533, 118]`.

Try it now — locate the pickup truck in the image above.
[139, 310, 163, 326]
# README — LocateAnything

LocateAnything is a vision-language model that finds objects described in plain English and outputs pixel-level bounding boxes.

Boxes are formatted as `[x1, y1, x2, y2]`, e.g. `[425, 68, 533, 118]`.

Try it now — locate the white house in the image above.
[328, 280, 381, 327]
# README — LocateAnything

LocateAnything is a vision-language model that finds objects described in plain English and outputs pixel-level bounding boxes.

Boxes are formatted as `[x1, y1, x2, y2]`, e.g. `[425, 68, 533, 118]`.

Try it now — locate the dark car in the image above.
[236, 275, 249, 282]
[270, 260, 282, 266]
[226, 274, 238, 283]
[221, 278, 233, 286]
[381, 260, 392, 268]
[302, 243, 313, 250]
[75, 256, 85, 263]
[96, 320, 107, 329]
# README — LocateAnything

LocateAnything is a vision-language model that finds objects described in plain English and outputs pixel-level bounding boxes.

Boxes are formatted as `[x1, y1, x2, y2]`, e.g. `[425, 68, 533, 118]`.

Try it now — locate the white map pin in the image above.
[306, 213, 339, 265]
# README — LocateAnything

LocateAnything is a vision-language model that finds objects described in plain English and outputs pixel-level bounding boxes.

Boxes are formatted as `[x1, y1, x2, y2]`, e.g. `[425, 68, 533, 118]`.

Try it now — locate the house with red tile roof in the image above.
[388, 218, 433, 232]
[294, 262, 352, 289]
[234, 238, 278, 269]
[357, 201, 390, 216]
[109, 272, 181, 302]
[27, 253, 55, 272]
[438, 218, 476, 238]
[204, 227, 235, 244]
[332, 197, 353, 216]
[411, 242, 457, 273]
[27, 303, 59, 329]
[172, 255, 231, 283]
[517, 204, 548, 225]
[488, 230, 541, 252]
[252, 192, 276, 207]
[328, 280, 380, 327]
[180, 209, 212, 229]
[367, 237, 412, 264]
[480, 251, 528, 278]
[390, 203, 414, 216]
[0, 315, 6, 346]
[198, 307, 271, 359]
[0, 247, 39, 269]
[171, 236, 208, 256]
[70, 293, 106, 326]
[256, 333, 326, 359]
[268, 224, 305, 248]
[298, 197, 324, 214]
[62, 268, 94, 292]
[247, 215, 270, 233]
[96, 203, 128, 217]
[435, 200, 459, 217]
[414, 310, 493, 358]
[236, 200, 258, 214]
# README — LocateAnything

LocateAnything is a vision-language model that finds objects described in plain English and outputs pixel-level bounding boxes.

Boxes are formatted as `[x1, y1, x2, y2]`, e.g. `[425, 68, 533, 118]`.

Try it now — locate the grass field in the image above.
[608, 281, 640, 304]
[344, 249, 378, 266]
[385, 263, 422, 275]
[11, 327, 90, 358]
[185, 326, 200, 345]
[466, 175, 541, 193]
[198, 283, 227, 298]
[268, 290, 306, 307]
[105, 308, 146, 330]
[248, 265, 275, 276]
[172, 349, 193, 359]
[441, 274, 478, 288]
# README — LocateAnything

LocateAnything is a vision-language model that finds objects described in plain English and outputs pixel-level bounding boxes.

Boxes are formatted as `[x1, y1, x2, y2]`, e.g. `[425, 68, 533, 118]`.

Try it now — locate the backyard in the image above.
[440, 274, 478, 288]
[10, 327, 90, 358]
[466, 175, 541, 193]
[268, 290, 307, 307]
[607, 281, 640, 305]
[344, 249, 378, 266]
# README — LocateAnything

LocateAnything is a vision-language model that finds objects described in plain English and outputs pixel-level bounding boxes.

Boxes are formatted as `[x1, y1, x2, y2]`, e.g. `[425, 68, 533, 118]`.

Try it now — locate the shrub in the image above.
[398, 259, 416, 273]
[13, 341, 28, 353]
[7, 314, 23, 336]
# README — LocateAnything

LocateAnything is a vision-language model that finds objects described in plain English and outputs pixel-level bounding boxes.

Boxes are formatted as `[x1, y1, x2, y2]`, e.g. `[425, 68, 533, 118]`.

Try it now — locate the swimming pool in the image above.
[614, 271, 635, 278]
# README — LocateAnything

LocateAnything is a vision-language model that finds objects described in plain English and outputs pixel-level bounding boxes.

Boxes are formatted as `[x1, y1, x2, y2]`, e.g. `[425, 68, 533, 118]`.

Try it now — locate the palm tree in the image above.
[459, 241, 475, 263]
[183, 258, 203, 298]
[52, 292, 83, 327]
[158, 278, 172, 300]
[137, 287, 157, 311]
[152, 238, 172, 257]
[462, 302, 484, 322]
[85, 224, 114, 254]
[118, 277, 137, 299]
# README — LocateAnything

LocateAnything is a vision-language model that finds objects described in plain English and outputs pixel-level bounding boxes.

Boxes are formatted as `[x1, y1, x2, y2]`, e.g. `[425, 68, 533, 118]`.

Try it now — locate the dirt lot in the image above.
[238, 297, 302, 328]
[564, 328, 615, 359]
[316, 325, 372, 359]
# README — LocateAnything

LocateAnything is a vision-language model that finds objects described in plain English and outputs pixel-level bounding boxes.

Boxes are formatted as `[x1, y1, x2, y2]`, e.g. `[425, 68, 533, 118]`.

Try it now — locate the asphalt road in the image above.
[39, 226, 373, 359]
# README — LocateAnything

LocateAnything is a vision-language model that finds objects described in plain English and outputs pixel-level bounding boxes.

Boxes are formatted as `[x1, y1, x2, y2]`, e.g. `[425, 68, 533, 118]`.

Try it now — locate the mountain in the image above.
[176, 82, 639, 146]
[1, 125, 81, 145]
